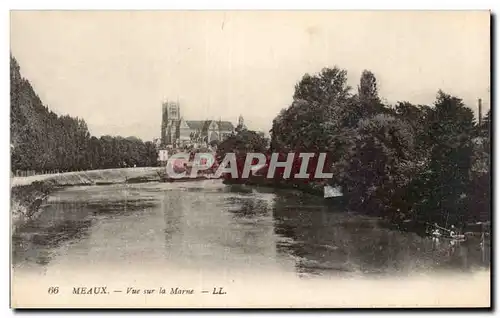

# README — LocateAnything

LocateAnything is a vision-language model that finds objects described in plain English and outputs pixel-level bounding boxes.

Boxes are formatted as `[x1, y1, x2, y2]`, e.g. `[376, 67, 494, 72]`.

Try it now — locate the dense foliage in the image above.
[269, 66, 490, 225]
[217, 129, 269, 157]
[10, 55, 158, 173]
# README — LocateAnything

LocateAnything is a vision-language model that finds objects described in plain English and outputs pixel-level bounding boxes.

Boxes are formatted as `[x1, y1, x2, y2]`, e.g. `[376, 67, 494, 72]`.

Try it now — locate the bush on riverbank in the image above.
[11, 180, 58, 231]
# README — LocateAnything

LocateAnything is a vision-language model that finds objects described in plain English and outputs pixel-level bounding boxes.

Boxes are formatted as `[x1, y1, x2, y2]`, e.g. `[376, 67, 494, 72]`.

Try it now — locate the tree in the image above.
[342, 70, 385, 128]
[336, 114, 419, 220]
[394, 101, 433, 162]
[270, 108, 287, 152]
[272, 67, 353, 157]
[216, 129, 269, 180]
[217, 129, 268, 158]
[412, 91, 476, 225]
[293, 67, 351, 105]
[478, 109, 491, 139]
[358, 70, 379, 102]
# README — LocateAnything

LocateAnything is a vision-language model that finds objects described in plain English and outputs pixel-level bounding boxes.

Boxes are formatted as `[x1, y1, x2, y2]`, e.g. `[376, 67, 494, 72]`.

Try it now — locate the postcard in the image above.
[10, 10, 491, 308]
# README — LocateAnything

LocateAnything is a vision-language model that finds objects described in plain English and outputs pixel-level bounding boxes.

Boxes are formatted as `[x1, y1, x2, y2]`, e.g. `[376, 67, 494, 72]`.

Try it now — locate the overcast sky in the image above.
[11, 11, 490, 141]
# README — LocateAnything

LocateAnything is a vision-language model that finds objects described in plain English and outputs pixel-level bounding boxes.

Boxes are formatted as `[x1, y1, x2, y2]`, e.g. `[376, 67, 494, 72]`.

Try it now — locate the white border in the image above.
[4, 1, 498, 10]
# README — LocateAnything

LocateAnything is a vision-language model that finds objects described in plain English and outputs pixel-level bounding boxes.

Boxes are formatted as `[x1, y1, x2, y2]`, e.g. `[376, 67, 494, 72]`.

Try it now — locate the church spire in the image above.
[236, 114, 246, 133]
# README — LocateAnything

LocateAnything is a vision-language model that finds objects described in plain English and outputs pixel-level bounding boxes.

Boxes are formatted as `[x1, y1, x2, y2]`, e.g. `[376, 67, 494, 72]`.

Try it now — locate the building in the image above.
[160, 100, 241, 148]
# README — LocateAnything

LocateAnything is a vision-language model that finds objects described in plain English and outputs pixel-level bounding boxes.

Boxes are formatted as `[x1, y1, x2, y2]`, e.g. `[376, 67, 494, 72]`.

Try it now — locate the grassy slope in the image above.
[11, 167, 164, 187]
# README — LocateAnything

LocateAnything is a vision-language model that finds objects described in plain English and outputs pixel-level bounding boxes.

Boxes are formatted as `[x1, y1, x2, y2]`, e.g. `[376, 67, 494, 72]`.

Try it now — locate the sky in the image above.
[10, 11, 490, 141]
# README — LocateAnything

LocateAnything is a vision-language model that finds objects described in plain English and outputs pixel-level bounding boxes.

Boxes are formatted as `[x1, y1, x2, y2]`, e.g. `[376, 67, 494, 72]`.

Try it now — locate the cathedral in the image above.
[160, 100, 245, 148]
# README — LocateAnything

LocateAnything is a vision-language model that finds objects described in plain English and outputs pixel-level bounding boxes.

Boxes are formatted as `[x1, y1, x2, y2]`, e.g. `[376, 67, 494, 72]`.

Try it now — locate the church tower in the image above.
[160, 102, 168, 147]
[161, 99, 181, 146]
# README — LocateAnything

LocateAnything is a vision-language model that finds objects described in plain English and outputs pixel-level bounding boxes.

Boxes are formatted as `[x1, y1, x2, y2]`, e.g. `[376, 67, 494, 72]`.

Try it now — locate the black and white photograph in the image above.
[9, 10, 491, 308]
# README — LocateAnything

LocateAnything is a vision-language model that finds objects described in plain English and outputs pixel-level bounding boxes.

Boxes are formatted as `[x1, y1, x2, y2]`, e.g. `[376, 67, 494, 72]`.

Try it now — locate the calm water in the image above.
[12, 180, 490, 278]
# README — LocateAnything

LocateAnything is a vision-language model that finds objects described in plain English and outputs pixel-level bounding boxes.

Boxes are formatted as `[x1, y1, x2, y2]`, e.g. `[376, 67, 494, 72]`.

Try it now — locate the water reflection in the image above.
[12, 181, 490, 278]
[271, 191, 490, 276]
[223, 194, 278, 268]
[12, 201, 93, 267]
[12, 184, 161, 269]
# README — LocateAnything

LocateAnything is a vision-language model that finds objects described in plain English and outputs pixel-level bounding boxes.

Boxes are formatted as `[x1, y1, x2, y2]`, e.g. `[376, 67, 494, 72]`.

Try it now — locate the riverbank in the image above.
[10, 167, 165, 187]
[11, 167, 166, 231]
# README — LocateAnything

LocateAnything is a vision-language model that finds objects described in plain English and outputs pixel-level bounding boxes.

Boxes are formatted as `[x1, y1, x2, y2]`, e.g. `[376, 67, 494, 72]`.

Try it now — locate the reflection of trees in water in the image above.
[271, 192, 489, 276]
[81, 191, 160, 219]
[427, 238, 490, 270]
[86, 199, 157, 216]
[13, 195, 161, 267]
[223, 195, 277, 261]
[271, 193, 354, 275]
[225, 196, 272, 219]
[12, 201, 93, 267]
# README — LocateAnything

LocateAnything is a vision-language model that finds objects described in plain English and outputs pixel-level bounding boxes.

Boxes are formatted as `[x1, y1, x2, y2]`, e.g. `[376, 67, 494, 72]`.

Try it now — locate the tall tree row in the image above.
[10, 55, 158, 174]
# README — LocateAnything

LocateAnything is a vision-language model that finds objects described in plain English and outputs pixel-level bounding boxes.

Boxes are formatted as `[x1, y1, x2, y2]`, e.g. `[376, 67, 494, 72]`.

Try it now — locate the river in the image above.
[12, 179, 489, 275]
[11, 180, 490, 307]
